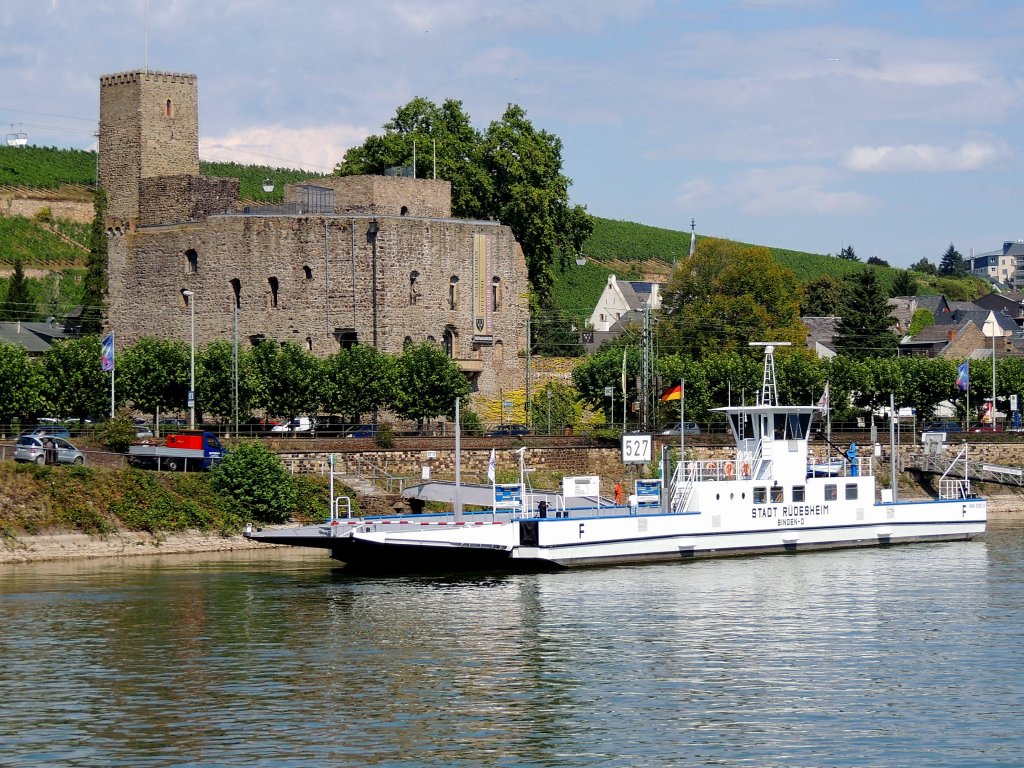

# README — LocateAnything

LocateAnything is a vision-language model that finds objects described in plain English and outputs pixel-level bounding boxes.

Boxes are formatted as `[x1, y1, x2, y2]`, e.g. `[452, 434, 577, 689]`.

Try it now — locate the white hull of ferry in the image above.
[251, 490, 985, 572]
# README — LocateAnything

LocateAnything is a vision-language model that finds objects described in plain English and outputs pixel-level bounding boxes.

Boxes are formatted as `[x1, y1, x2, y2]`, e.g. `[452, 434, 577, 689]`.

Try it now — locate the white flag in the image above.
[817, 382, 830, 411]
[487, 448, 496, 483]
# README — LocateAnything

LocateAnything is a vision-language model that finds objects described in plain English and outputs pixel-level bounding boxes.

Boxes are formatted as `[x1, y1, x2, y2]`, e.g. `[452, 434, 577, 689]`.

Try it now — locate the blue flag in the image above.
[101, 333, 115, 372]
[956, 361, 968, 392]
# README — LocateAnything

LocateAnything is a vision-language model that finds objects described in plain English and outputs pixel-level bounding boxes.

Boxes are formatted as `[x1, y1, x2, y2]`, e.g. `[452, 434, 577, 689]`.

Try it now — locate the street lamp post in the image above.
[182, 290, 196, 430]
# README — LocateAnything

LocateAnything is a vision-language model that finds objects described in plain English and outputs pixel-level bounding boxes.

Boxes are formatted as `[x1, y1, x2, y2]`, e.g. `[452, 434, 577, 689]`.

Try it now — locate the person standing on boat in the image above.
[614, 482, 623, 505]
[537, 499, 548, 518]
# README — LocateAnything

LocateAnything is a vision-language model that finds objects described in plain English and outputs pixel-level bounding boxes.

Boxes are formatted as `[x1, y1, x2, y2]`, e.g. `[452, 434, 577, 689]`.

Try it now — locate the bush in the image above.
[375, 422, 395, 449]
[92, 415, 137, 453]
[209, 440, 297, 524]
[460, 408, 483, 435]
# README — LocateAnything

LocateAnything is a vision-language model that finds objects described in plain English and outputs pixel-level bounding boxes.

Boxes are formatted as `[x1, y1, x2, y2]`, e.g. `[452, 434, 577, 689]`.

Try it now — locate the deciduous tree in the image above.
[335, 98, 591, 296]
[658, 239, 805, 357]
[391, 341, 470, 430]
[41, 336, 109, 421]
[322, 344, 396, 423]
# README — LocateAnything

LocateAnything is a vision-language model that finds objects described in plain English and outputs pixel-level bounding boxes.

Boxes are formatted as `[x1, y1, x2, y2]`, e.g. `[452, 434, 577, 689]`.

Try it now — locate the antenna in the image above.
[749, 341, 791, 406]
[144, 0, 149, 71]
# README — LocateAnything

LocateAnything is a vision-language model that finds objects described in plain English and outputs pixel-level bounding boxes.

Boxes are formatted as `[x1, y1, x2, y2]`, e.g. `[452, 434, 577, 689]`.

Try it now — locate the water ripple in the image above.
[1, 537, 1023, 767]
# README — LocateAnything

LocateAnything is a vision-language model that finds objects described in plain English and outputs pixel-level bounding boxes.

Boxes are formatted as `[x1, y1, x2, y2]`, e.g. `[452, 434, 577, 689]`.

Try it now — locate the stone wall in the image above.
[286, 175, 452, 218]
[139, 175, 241, 226]
[108, 209, 529, 402]
[2, 198, 93, 223]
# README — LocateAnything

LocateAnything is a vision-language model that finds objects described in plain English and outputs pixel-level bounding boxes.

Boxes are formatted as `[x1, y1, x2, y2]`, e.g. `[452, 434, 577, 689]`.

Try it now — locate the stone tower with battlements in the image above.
[99, 70, 201, 225]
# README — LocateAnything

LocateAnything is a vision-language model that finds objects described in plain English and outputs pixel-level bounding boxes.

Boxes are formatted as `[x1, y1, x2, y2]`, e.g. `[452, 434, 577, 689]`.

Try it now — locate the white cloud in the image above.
[678, 166, 876, 216]
[843, 141, 1002, 172]
[200, 124, 371, 173]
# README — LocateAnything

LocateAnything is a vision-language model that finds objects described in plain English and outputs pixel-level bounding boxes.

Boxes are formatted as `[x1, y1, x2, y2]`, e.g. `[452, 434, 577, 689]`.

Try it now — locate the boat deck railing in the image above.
[321, 502, 668, 535]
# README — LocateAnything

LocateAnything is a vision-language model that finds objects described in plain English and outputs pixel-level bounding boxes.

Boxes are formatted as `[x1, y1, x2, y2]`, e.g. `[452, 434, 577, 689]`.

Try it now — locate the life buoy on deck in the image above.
[724, 461, 735, 479]
[741, 461, 752, 478]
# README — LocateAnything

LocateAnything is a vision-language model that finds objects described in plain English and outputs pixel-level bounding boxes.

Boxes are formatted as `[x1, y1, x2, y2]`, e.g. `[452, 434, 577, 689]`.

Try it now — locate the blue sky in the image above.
[2, 0, 1022, 267]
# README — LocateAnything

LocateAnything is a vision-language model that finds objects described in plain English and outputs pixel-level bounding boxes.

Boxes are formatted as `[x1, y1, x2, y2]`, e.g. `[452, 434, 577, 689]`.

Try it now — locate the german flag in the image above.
[660, 384, 682, 402]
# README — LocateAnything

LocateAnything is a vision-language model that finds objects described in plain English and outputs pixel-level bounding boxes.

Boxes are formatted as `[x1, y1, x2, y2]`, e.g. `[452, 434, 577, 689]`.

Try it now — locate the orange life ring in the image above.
[724, 461, 735, 479]
[741, 461, 751, 477]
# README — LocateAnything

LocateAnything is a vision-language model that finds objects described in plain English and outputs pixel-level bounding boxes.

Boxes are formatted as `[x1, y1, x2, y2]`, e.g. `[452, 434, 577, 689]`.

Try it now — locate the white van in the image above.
[271, 417, 315, 433]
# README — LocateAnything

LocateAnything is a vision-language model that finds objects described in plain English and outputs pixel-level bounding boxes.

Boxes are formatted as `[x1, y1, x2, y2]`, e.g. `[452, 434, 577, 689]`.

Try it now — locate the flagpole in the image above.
[454, 397, 462, 521]
[679, 379, 685, 465]
[965, 363, 969, 431]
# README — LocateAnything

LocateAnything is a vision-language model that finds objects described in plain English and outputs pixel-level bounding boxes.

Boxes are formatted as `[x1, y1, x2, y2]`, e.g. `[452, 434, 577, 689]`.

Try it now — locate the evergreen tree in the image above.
[910, 257, 938, 275]
[838, 245, 858, 261]
[80, 187, 107, 334]
[890, 270, 918, 297]
[0, 257, 36, 321]
[939, 243, 967, 278]
[833, 267, 898, 358]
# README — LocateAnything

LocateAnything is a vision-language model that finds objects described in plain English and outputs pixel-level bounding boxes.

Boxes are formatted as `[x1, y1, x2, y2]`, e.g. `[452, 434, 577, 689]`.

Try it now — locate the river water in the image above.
[2, 529, 1023, 768]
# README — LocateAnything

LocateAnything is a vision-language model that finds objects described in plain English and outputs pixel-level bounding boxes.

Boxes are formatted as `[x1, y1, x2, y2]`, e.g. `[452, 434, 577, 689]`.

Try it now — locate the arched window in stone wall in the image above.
[404, 336, 414, 349]
[230, 278, 241, 309]
[268, 276, 279, 308]
[185, 249, 198, 273]
[303, 265, 313, 280]
[400, 205, 409, 216]
[180, 288, 192, 308]
[448, 276, 459, 310]
[427, 335, 437, 345]
[409, 271, 421, 306]
[493, 340, 504, 363]
[165, 99, 173, 117]
[305, 336, 313, 352]
[492, 276, 502, 311]
[443, 326, 457, 358]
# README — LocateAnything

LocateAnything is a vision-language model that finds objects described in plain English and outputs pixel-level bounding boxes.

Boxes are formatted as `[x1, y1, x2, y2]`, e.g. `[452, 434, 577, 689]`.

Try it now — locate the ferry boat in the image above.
[247, 344, 986, 571]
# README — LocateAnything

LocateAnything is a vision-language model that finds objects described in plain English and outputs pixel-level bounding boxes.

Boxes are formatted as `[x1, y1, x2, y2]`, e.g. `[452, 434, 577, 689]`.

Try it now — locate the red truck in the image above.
[127, 431, 227, 471]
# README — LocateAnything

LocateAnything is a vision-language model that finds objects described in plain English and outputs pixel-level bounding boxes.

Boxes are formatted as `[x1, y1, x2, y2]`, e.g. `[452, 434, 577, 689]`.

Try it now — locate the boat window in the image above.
[792, 485, 805, 502]
[770, 485, 783, 503]
[787, 413, 808, 439]
[845, 484, 858, 500]
[753, 487, 767, 504]
[773, 414, 786, 439]
[825, 484, 837, 501]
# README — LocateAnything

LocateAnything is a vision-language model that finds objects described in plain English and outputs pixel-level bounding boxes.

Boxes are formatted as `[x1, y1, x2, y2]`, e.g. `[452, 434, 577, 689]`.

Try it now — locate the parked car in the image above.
[922, 421, 962, 433]
[485, 423, 530, 437]
[970, 424, 1003, 433]
[660, 421, 701, 436]
[135, 426, 154, 438]
[347, 423, 378, 438]
[159, 418, 188, 428]
[271, 417, 315, 433]
[14, 436, 85, 465]
[21, 425, 72, 440]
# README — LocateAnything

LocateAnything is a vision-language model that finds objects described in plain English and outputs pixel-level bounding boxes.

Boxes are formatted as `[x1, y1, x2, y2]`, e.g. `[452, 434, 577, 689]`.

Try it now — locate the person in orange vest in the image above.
[614, 481, 623, 505]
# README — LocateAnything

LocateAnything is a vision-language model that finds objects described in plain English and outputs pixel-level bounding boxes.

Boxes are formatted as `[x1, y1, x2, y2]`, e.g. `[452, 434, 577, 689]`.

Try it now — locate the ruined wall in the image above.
[138, 175, 241, 226]
[1, 198, 93, 223]
[107, 210, 528, 401]
[286, 175, 452, 218]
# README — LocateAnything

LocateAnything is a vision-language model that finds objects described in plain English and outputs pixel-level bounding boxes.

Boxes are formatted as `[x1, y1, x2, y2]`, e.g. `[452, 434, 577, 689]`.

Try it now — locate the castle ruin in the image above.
[98, 69, 528, 407]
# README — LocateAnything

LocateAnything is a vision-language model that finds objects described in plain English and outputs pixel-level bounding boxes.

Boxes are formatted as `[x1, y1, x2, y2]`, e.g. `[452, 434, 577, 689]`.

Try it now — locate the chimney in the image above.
[947, 329, 956, 343]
